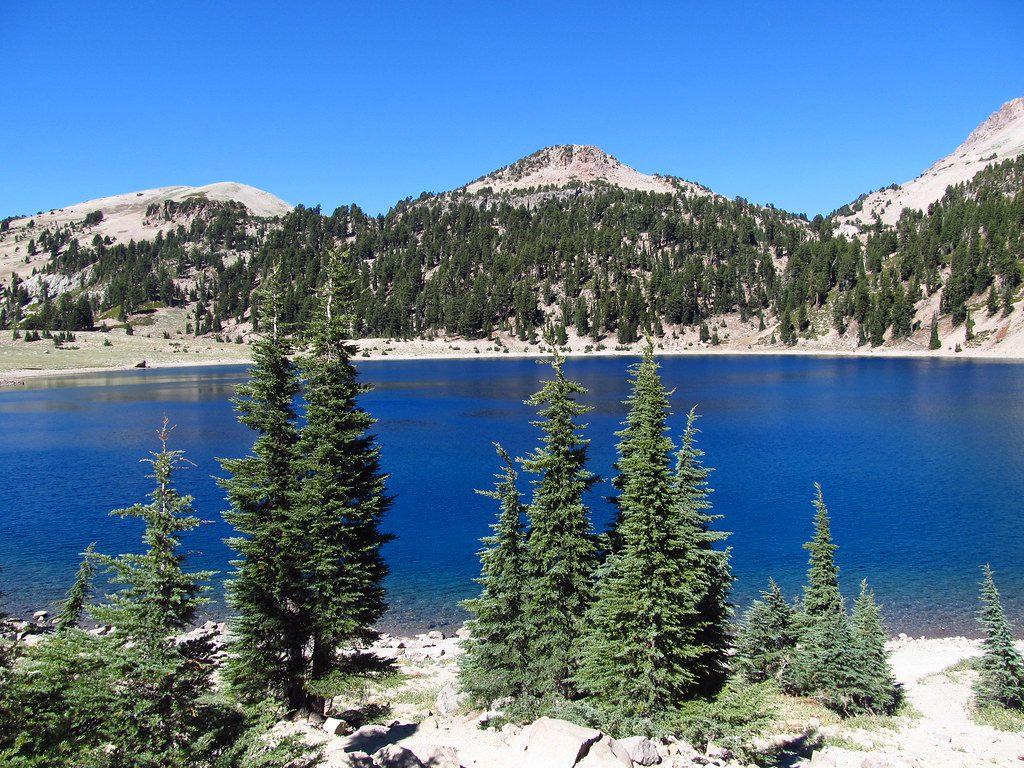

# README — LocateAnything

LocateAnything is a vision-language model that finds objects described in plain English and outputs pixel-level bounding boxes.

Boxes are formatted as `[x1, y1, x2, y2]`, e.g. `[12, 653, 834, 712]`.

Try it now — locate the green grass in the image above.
[973, 704, 1024, 732]
[822, 734, 876, 752]
[388, 682, 443, 713]
[841, 700, 922, 733]
[922, 656, 978, 684]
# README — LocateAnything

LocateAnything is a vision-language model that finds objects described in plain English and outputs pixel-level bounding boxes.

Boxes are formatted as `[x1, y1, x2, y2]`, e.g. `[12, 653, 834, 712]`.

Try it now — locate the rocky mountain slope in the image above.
[0, 182, 290, 281]
[835, 98, 1024, 233]
[2, 99, 1023, 365]
[461, 144, 713, 199]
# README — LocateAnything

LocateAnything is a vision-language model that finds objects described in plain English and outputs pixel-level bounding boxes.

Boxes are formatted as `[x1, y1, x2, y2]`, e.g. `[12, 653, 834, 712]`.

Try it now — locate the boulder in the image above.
[619, 735, 661, 765]
[373, 744, 425, 768]
[435, 682, 467, 715]
[339, 752, 375, 768]
[341, 723, 392, 753]
[455, 626, 472, 639]
[576, 735, 632, 768]
[322, 717, 350, 736]
[409, 744, 460, 768]
[515, 716, 603, 768]
[427, 630, 445, 641]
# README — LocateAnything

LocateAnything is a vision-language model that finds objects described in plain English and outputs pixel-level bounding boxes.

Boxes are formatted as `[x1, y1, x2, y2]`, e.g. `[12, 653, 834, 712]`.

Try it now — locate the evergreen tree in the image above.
[460, 444, 530, 706]
[577, 347, 702, 719]
[90, 421, 222, 766]
[800, 484, 843, 617]
[292, 255, 393, 712]
[928, 314, 941, 350]
[734, 579, 796, 686]
[521, 352, 597, 698]
[850, 579, 898, 713]
[55, 543, 95, 633]
[220, 278, 307, 708]
[788, 484, 859, 713]
[974, 565, 1024, 710]
[0, 630, 121, 765]
[676, 407, 732, 696]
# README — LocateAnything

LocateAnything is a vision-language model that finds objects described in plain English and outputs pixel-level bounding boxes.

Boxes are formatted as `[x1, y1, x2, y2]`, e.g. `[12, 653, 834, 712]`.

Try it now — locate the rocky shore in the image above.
[6, 615, 1022, 768]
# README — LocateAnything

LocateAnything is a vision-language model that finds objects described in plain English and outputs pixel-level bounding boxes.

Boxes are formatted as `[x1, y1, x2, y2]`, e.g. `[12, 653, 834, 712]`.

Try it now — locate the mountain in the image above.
[460, 144, 712, 198]
[0, 183, 291, 281]
[1, 100, 1022, 359]
[835, 98, 1024, 233]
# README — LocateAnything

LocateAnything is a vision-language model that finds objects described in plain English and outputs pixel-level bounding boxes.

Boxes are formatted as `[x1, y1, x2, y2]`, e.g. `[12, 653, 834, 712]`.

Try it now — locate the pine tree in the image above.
[800, 484, 843, 617]
[460, 444, 530, 706]
[220, 277, 307, 708]
[974, 565, 1024, 710]
[676, 406, 732, 696]
[55, 543, 95, 633]
[90, 421, 220, 766]
[577, 347, 702, 719]
[850, 579, 898, 713]
[521, 352, 597, 698]
[789, 484, 859, 713]
[292, 255, 393, 712]
[734, 578, 796, 686]
[928, 314, 941, 350]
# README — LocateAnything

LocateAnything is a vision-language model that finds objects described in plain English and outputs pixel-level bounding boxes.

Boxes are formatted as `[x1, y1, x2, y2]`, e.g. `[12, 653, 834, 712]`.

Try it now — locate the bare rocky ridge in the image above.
[0, 182, 291, 281]
[835, 98, 1024, 234]
[462, 144, 712, 199]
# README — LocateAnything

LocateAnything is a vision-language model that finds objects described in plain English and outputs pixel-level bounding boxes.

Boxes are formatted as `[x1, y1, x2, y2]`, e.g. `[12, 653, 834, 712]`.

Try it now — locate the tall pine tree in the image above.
[577, 347, 709, 720]
[975, 565, 1024, 710]
[521, 352, 597, 698]
[292, 255, 393, 712]
[788, 484, 859, 713]
[220, 277, 307, 708]
[676, 407, 732, 696]
[459, 444, 530, 706]
[90, 421, 221, 766]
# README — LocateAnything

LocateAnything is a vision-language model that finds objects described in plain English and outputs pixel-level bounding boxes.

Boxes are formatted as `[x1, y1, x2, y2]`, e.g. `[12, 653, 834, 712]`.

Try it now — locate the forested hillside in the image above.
[1, 150, 1021, 354]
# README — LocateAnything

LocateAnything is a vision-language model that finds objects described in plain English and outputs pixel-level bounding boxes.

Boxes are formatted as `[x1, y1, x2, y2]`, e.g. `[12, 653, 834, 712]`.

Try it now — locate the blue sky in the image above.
[3, 1, 1022, 218]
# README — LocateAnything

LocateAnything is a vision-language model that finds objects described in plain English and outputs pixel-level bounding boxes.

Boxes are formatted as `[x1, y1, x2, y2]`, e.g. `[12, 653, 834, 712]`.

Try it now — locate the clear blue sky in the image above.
[3, 1, 1022, 218]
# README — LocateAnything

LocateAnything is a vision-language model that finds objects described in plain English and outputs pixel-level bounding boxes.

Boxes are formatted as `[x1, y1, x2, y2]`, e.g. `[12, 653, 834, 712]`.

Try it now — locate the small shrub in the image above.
[671, 681, 778, 760]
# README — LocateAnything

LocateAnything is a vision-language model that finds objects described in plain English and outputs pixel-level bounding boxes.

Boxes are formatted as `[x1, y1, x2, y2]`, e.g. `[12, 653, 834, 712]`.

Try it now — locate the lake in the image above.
[1, 355, 1022, 637]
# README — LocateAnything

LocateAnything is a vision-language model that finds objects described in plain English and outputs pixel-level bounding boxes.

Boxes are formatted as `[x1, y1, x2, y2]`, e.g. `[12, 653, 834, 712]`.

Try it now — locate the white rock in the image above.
[322, 717, 349, 736]
[515, 716, 603, 768]
[410, 744, 459, 768]
[435, 681, 467, 715]
[427, 630, 445, 641]
[373, 744, 425, 768]
[576, 734, 632, 767]
[618, 735, 661, 765]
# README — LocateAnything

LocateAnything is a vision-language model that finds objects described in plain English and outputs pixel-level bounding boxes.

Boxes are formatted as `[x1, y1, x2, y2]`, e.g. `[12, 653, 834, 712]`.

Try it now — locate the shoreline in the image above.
[3, 338, 1023, 384]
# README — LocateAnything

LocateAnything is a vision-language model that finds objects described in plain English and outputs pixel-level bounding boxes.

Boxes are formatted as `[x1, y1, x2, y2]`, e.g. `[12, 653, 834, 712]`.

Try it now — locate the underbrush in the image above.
[973, 704, 1024, 732]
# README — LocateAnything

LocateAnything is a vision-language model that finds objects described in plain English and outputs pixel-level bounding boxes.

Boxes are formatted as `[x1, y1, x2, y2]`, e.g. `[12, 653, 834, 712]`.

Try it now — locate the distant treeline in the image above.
[2, 157, 1021, 342]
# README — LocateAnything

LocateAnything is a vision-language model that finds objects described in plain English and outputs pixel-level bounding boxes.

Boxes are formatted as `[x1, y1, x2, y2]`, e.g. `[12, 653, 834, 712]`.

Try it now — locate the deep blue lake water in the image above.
[1, 355, 1022, 637]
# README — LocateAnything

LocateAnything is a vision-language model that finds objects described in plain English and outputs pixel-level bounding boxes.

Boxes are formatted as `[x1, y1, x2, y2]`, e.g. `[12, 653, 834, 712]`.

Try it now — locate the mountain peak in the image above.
[836, 97, 1024, 231]
[959, 97, 1024, 153]
[463, 144, 694, 196]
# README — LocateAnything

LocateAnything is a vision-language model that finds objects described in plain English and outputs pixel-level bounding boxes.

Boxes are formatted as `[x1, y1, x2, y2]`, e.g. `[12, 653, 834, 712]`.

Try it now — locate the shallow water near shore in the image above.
[1, 355, 1022, 636]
